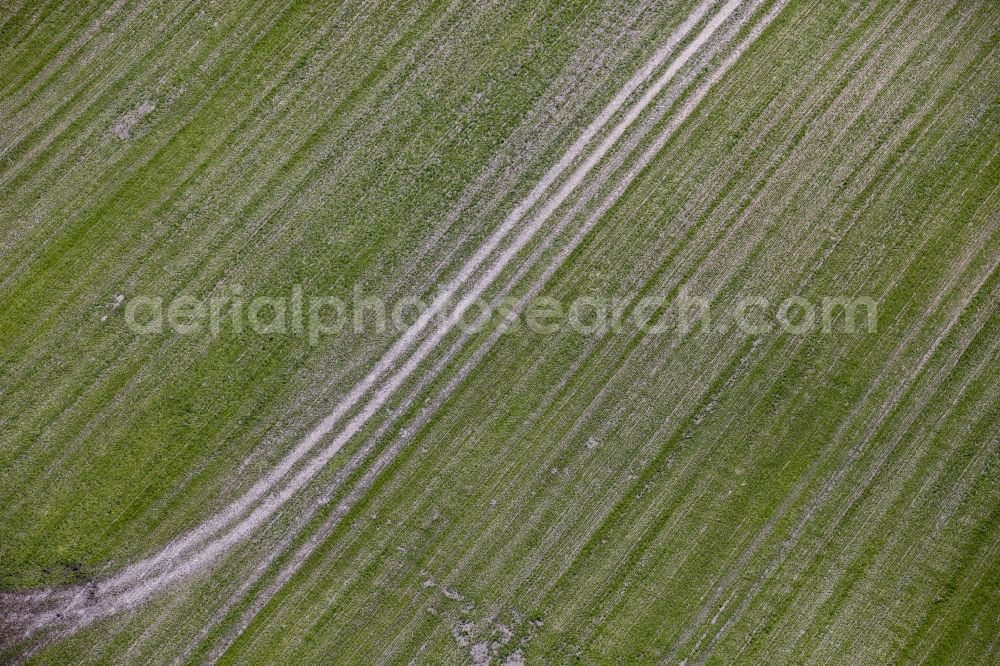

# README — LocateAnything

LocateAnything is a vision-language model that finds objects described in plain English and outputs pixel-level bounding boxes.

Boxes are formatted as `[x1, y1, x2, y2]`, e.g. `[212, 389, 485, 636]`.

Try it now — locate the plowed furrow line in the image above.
[199, 1, 788, 658]
[1, 0, 753, 652]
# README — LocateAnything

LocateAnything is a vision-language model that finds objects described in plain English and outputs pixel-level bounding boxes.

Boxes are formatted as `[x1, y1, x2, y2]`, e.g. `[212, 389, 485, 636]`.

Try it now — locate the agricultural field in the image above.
[0, 0, 997, 663]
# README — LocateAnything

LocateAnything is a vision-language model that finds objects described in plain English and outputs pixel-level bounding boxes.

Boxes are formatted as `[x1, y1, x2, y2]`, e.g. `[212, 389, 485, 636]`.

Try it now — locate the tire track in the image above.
[0, 0, 740, 652]
[480, 1, 988, 652]
[191, 2, 790, 661]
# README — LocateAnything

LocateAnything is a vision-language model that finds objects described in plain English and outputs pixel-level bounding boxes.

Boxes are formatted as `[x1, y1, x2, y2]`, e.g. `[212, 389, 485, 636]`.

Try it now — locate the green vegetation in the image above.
[1, 0, 997, 663]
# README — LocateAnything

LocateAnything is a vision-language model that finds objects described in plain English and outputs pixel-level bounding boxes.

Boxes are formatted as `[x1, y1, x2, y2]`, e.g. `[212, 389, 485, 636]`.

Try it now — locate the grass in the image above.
[1, 0, 997, 663]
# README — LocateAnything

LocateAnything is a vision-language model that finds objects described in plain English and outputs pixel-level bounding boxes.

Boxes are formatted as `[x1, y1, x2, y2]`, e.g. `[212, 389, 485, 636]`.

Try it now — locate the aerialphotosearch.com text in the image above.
[121, 284, 878, 345]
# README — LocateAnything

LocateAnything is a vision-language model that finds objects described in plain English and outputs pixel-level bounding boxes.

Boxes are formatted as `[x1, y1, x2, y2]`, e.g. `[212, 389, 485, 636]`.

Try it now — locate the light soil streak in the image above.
[191, 2, 788, 660]
[662, 16, 993, 661]
[1, 0, 743, 649]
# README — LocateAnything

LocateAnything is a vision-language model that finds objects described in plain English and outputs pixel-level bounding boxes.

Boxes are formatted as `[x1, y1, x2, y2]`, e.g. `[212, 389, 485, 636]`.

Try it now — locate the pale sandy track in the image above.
[166, 1, 995, 656]
[0, 0, 480, 524]
[532, 1, 984, 648]
[1, 0, 750, 651]
[0, 2, 648, 612]
[176, 3, 780, 659]
[382, 0, 992, 656]
[184, 2, 791, 661]
[428, 0, 807, 619]
[7, 0, 979, 660]
[212, 3, 996, 662]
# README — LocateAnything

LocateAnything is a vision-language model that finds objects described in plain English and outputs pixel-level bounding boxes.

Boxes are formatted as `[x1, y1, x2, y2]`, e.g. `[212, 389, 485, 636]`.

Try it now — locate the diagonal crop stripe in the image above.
[3, 0, 995, 663]
[0, 0, 781, 654]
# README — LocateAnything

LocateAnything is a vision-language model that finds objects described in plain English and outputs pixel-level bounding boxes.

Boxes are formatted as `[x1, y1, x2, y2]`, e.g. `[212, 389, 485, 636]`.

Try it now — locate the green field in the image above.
[1, 0, 998, 663]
